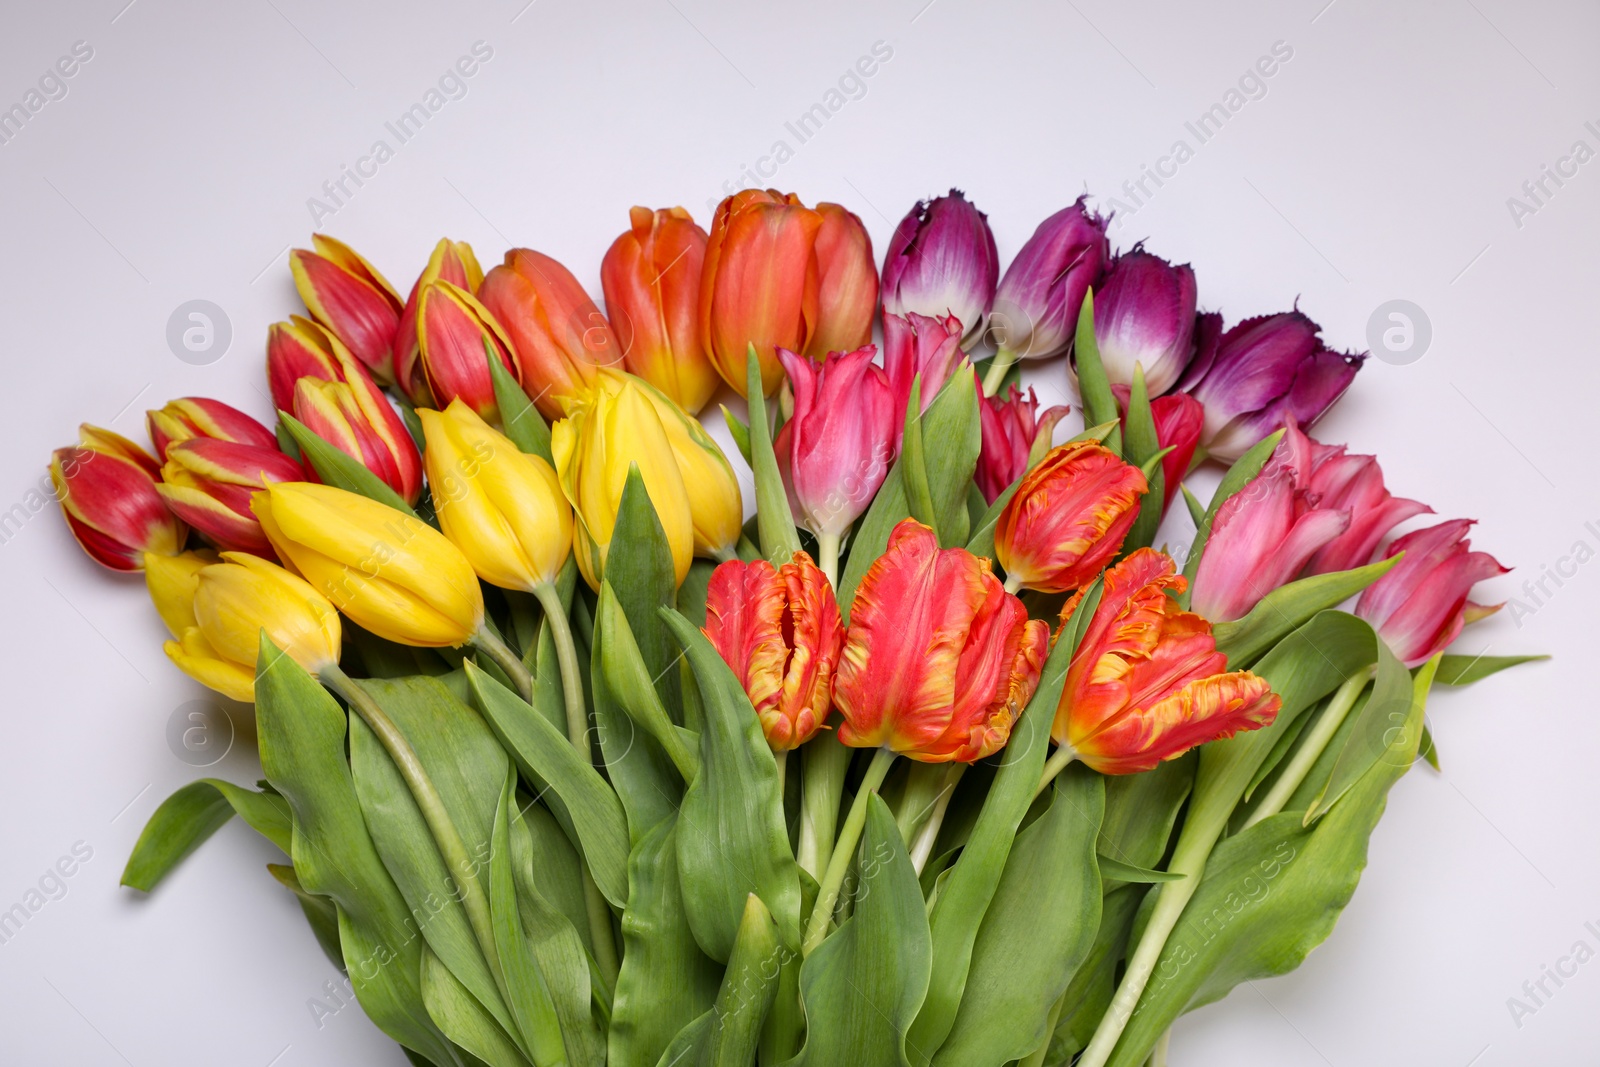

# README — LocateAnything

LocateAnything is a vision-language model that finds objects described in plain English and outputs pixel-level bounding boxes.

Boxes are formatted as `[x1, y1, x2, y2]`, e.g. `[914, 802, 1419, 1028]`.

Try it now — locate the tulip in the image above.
[881, 190, 998, 344]
[266, 316, 347, 412]
[146, 398, 278, 461]
[1356, 520, 1507, 667]
[1093, 249, 1198, 396]
[704, 552, 844, 751]
[394, 238, 485, 402]
[50, 428, 185, 571]
[479, 248, 621, 420]
[700, 189, 823, 396]
[1111, 387, 1204, 513]
[143, 549, 216, 636]
[601, 207, 719, 414]
[419, 400, 573, 592]
[883, 312, 967, 453]
[551, 373, 695, 590]
[993, 441, 1147, 594]
[253, 481, 485, 647]
[290, 235, 404, 382]
[974, 385, 1068, 504]
[157, 440, 305, 557]
[1049, 548, 1279, 775]
[806, 202, 877, 361]
[1179, 310, 1365, 463]
[416, 280, 521, 421]
[985, 198, 1109, 393]
[773, 346, 896, 568]
[164, 552, 342, 702]
[833, 519, 1049, 763]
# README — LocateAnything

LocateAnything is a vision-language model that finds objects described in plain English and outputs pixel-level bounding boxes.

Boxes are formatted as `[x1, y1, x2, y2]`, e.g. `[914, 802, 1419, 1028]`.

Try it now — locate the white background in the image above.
[1, 0, 1594, 1063]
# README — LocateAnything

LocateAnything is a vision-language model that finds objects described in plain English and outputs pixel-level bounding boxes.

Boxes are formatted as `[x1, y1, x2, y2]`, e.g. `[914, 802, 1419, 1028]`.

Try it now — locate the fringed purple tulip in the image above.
[1357, 519, 1507, 666]
[986, 198, 1109, 389]
[1094, 248, 1197, 395]
[884, 311, 966, 453]
[881, 190, 998, 345]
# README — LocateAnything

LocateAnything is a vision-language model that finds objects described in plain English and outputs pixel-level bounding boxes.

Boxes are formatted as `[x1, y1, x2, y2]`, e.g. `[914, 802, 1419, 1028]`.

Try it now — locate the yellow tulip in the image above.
[252, 481, 484, 647]
[419, 400, 573, 591]
[163, 552, 342, 702]
[551, 373, 694, 590]
[143, 549, 216, 637]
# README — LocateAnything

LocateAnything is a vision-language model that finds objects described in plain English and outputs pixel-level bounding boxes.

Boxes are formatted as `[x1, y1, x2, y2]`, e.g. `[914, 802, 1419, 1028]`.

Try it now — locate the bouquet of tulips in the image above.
[52, 188, 1540, 1067]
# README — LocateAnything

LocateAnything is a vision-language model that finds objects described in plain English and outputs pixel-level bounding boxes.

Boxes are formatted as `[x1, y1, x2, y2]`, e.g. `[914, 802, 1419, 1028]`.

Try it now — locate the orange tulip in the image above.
[700, 189, 822, 396]
[806, 202, 877, 360]
[833, 519, 1049, 763]
[601, 206, 719, 414]
[994, 441, 1147, 594]
[479, 248, 622, 419]
[1053, 548, 1279, 775]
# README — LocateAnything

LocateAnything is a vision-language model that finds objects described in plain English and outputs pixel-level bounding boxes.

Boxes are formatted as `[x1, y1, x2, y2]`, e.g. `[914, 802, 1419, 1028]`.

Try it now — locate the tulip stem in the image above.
[981, 347, 1019, 397]
[802, 747, 896, 956]
[908, 763, 965, 876]
[1243, 666, 1374, 830]
[797, 733, 853, 881]
[1003, 573, 1024, 595]
[472, 626, 535, 705]
[816, 531, 843, 588]
[1036, 743, 1078, 800]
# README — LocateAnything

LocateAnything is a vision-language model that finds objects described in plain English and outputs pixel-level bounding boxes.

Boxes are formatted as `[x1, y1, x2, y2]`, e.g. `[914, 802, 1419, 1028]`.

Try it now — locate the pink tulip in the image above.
[883, 311, 967, 453]
[774, 345, 895, 539]
[1356, 520, 1507, 667]
[975, 385, 1067, 504]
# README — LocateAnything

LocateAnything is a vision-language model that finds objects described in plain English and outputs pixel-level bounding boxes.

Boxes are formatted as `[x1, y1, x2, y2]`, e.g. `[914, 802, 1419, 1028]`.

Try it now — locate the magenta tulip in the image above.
[1094, 249, 1198, 395]
[881, 190, 998, 345]
[988, 198, 1109, 370]
[1356, 519, 1507, 666]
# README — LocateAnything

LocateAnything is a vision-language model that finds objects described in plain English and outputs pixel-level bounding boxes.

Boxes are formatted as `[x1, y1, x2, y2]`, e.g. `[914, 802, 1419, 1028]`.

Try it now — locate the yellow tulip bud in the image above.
[144, 549, 217, 637]
[252, 481, 485, 647]
[162, 552, 342, 702]
[419, 400, 574, 591]
[551, 373, 694, 590]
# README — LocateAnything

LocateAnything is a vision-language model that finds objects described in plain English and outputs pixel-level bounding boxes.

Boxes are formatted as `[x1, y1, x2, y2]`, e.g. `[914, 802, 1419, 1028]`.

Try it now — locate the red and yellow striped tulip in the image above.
[50, 426, 185, 572]
[146, 398, 278, 462]
[994, 441, 1147, 593]
[290, 235, 404, 383]
[156, 440, 304, 556]
[394, 238, 485, 402]
[416, 279, 521, 421]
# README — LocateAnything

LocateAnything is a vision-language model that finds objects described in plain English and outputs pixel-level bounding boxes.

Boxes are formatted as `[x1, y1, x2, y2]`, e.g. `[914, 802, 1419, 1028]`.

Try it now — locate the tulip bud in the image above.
[146, 398, 278, 462]
[1356, 520, 1506, 667]
[993, 441, 1147, 593]
[50, 427, 185, 571]
[479, 248, 621, 420]
[774, 345, 896, 541]
[832, 519, 1049, 762]
[1179, 309, 1365, 462]
[883, 312, 967, 453]
[144, 549, 216, 636]
[550, 373, 695, 590]
[806, 202, 877, 361]
[601, 207, 719, 414]
[989, 198, 1109, 365]
[704, 552, 844, 751]
[416, 280, 521, 421]
[266, 316, 345, 412]
[253, 481, 485, 647]
[157, 440, 305, 557]
[394, 238, 485, 401]
[1110, 387, 1204, 513]
[164, 553, 342, 702]
[882, 190, 999, 345]
[290, 235, 404, 382]
[419, 400, 573, 591]
[700, 189, 823, 396]
[975, 385, 1068, 504]
[1093, 249, 1198, 395]
[1053, 548, 1279, 774]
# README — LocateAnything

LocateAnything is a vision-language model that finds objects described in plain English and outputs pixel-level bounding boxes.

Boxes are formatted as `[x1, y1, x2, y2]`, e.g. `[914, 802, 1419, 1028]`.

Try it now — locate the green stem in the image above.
[797, 733, 852, 881]
[802, 748, 896, 955]
[471, 626, 535, 705]
[907, 764, 965, 875]
[1243, 666, 1373, 830]
[1149, 1026, 1171, 1067]
[981, 347, 1019, 396]
[816, 530, 842, 588]
[1036, 743, 1077, 800]
[1019, 988, 1069, 1067]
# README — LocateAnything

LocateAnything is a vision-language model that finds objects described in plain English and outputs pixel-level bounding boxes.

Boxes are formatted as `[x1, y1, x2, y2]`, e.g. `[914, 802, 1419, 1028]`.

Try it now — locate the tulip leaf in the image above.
[657, 894, 784, 1067]
[660, 608, 802, 962]
[745, 345, 803, 563]
[1073, 291, 1121, 455]
[253, 639, 461, 1067]
[1047, 883, 1145, 1062]
[922, 362, 983, 548]
[1068, 420, 1121, 445]
[1102, 655, 1430, 1067]
[838, 465, 909, 620]
[608, 815, 723, 1067]
[1305, 649, 1434, 825]
[1213, 555, 1401, 669]
[721, 406, 752, 466]
[121, 778, 291, 892]
[265, 863, 345, 969]
[902, 376, 940, 540]
[1096, 856, 1185, 884]
[677, 558, 717, 628]
[964, 479, 1022, 559]
[467, 661, 631, 909]
[1097, 754, 1194, 890]
[420, 945, 533, 1067]
[1181, 483, 1205, 527]
[598, 582, 699, 784]
[488, 349, 553, 463]
[278, 412, 418, 517]
[1177, 430, 1283, 607]
[1433, 652, 1549, 686]
[932, 766, 1104, 1067]
[1120, 364, 1165, 554]
[608, 466, 685, 724]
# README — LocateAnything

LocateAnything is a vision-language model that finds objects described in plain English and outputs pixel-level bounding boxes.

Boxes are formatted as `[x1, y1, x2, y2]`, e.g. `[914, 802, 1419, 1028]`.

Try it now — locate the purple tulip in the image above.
[1093, 248, 1198, 395]
[882, 190, 999, 345]
[1178, 309, 1365, 462]
[989, 198, 1110, 367]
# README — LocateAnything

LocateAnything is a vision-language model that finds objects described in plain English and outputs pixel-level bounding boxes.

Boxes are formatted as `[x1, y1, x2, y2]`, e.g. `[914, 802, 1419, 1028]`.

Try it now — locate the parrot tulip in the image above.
[993, 441, 1147, 593]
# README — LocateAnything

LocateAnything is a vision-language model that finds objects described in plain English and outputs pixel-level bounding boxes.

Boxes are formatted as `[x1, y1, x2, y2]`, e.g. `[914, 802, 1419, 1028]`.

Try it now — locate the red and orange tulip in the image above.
[146, 398, 278, 462]
[993, 441, 1147, 593]
[806, 202, 877, 361]
[50, 426, 185, 571]
[157, 439, 304, 556]
[290, 235, 404, 383]
[416, 280, 521, 421]
[833, 519, 1049, 763]
[1053, 548, 1279, 775]
[704, 552, 844, 751]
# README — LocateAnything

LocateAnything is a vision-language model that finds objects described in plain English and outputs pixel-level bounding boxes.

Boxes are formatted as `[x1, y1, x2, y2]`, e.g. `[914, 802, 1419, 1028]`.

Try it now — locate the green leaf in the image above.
[1177, 430, 1284, 607]
[787, 796, 931, 1067]
[693, 894, 785, 1067]
[467, 662, 631, 909]
[121, 778, 291, 891]
[608, 467, 684, 723]
[932, 766, 1104, 1066]
[964, 479, 1021, 560]
[421, 946, 533, 1067]
[1120, 364, 1164, 553]
[1096, 856, 1184, 884]
[254, 639, 460, 1067]
[598, 583, 699, 784]
[661, 609, 802, 961]
[677, 559, 717, 629]
[1048, 884, 1144, 1061]
[608, 817, 722, 1067]
[722, 405, 753, 466]
[836, 464, 909, 621]
[1181, 483, 1205, 527]
[489, 351, 552, 463]
[1305, 648, 1432, 824]
[279, 412, 417, 516]
[1213, 555, 1402, 668]
[920, 363, 983, 548]
[266, 863, 344, 969]
[745, 345, 803, 563]
[902, 376, 939, 539]
[1433, 653, 1549, 686]
[1073, 291, 1121, 455]
[1097, 754, 1193, 886]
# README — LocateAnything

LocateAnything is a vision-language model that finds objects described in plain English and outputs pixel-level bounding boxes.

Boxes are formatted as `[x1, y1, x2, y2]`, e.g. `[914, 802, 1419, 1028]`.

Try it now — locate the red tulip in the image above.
[993, 441, 1147, 593]
[974, 385, 1067, 504]
[1356, 520, 1507, 667]
[806, 202, 877, 361]
[157, 440, 304, 556]
[290, 235, 404, 383]
[1112, 386, 1204, 513]
[50, 426, 185, 571]
[146, 398, 277, 462]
